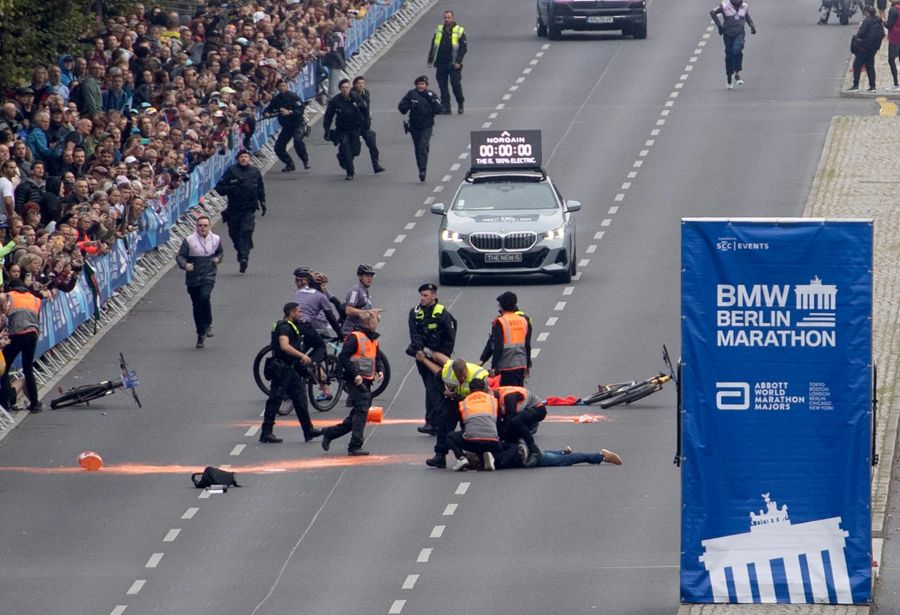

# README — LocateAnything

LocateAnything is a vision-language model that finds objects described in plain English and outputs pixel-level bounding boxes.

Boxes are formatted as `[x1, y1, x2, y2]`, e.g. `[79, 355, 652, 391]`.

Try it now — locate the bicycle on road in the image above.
[582, 345, 677, 409]
[50, 354, 142, 409]
[252, 335, 391, 413]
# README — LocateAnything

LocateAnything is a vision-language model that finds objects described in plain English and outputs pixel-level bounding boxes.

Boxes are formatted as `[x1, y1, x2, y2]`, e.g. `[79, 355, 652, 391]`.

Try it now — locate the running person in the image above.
[710, 0, 757, 89]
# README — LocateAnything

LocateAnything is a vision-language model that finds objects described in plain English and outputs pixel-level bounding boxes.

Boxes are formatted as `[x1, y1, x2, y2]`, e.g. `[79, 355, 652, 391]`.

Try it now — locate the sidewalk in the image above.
[841, 31, 900, 97]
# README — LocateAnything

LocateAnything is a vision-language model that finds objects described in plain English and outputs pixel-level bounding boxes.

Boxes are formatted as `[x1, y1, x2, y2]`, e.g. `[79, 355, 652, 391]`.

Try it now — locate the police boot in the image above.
[260, 429, 283, 444]
[304, 428, 323, 442]
[425, 454, 446, 469]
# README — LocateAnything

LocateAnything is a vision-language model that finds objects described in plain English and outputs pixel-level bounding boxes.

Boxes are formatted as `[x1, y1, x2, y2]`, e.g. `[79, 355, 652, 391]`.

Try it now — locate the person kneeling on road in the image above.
[447, 378, 502, 472]
[321, 311, 384, 456]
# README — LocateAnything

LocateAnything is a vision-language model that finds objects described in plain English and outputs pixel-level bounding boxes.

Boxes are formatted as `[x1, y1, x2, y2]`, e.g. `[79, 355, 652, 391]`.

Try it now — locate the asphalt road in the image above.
[0, 1, 874, 614]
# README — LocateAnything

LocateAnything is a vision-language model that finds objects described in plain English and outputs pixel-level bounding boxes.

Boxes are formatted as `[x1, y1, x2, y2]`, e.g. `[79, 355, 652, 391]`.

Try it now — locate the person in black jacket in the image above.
[850, 5, 885, 92]
[352, 76, 385, 174]
[322, 79, 368, 181]
[398, 75, 444, 182]
[427, 10, 467, 114]
[175, 215, 223, 348]
[264, 79, 310, 173]
[214, 150, 265, 273]
[407, 282, 456, 435]
[710, 0, 757, 89]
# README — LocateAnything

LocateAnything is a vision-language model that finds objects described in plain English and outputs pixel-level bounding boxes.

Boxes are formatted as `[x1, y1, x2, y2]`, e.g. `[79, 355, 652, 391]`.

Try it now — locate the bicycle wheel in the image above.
[371, 350, 391, 398]
[50, 383, 114, 409]
[308, 354, 344, 412]
[600, 382, 660, 409]
[252, 345, 273, 397]
[582, 382, 635, 405]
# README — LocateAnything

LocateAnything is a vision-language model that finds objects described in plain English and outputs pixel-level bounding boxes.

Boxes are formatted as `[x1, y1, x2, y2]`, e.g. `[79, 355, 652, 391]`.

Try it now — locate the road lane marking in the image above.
[198, 490, 211, 499]
[594, 231, 605, 239]
[554, 301, 566, 311]
[402, 574, 419, 589]
[389, 600, 406, 614]
[675, 82, 684, 89]
[531, 348, 541, 358]
[126, 580, 145, 595]
[615, 193, 625, 201]
[163, 529, 181, 542]
[650, 129, 660, 136]
[699, 40, 707, 46]
[573, 271, 582, 281]
[546, 316, 558, 326]
[481, 122, 491, 128]
[441, 175, 452, 182]
[529, 59, 539, 65]
[405, 222, 416, 230]
[563, 286, 574, 295]
[689, 56, 698, 63]
[245, 426, 259, 437]
[657, 119, 666, 126]
[488, 112, 498, 119]
[523, 67, 532, 74]
[496, 103, 506, 109]
[628, 171, 638, 178]
[394, 235, 406, 243]
[455, 482, 470, 495]
[509, 85, 519, 91]
[433, 185, 444, 192]
[586, 245, 598, 254]
[542, 43, 551, 49]
[230, 444, 245, 456]
[608, 206, 619, 214]
[537, 332, 550, 342]
[458, 152, 468, 159]
[450, 163, 461, 171]
[502, 94, 511, 100]
[622, 181, 632, 189]
[639, 149, 650, 157]
[644, 140, 654, 147]
[633, 161, 644, 168]
[431, 525, 446, 538]
[387, 243, 399, 252]
[110, 607, 128, 615]
[145, 553, 164, 568]
[694, 48, 702, 54]
[680, 74, 689, 80]
[443, 503, 458, 516]
[665, 101, 674, 107]
[579, 259, 590, 267]
[685, 65, 694, 71]
[374, 262, 386, 270]
[182, 507, 198, 520]
[417, 548, 433, 563]
[602, 219, 612, 227]
[415, 209, 425, 217]
[535, 52, 544, 57]
[517, 77, 526, 83]
[661, 109, 670, 116]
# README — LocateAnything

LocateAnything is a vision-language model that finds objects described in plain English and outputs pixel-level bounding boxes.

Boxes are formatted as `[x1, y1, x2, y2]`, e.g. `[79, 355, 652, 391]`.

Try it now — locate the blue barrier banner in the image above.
[680, 219, 873, 605]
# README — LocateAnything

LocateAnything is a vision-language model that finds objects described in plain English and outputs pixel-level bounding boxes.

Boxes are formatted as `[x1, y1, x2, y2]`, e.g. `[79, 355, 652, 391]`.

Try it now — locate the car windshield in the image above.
[452, 182, 557, 212]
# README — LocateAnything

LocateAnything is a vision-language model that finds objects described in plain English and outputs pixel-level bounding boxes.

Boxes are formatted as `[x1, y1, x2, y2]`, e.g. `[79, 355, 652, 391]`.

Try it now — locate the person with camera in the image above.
[322, 78, 368, 181]
[264, 79, 310, 173]
[427, 10, 467, 114]
[176, 214, 222, 349]
[261, 302, 324, 444]
[351, 76, 386, 175]
[214, 149, 265, 273]
[398, 75, 444, 182]
[407, 282, 456, 435]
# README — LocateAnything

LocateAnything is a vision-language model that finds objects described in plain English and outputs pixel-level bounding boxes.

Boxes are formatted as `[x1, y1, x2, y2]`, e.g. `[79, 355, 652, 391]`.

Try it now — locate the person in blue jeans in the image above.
[710, 0, 757, 89]
[464, 443, 622, 470]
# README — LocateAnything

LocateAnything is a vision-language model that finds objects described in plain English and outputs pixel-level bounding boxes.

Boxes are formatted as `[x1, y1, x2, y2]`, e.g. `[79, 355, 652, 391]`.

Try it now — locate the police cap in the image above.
[418, 283, 438, 293]
[414, 75, 428, 85]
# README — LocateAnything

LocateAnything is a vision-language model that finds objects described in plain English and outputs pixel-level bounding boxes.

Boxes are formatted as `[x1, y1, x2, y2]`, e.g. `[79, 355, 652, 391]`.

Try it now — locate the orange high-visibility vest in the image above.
[7, 290, 41, 336]
[497, 311, 527, 370]
[349, 331, 378, 380]
[458, 391, 499, 441]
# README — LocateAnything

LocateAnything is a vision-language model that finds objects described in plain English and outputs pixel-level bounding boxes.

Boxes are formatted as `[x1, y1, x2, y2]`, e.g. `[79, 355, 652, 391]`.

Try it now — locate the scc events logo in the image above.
[716, 237, 770, 252]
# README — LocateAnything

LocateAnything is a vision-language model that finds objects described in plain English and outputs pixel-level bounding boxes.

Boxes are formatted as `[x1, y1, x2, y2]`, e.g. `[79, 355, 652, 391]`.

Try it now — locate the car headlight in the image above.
[441, 229, 465, 243]
[544, 227, 564, 240]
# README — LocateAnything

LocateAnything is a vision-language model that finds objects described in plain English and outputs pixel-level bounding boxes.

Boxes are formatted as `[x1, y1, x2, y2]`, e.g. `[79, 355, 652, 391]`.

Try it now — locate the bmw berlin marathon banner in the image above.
[680, 219, 873, 605]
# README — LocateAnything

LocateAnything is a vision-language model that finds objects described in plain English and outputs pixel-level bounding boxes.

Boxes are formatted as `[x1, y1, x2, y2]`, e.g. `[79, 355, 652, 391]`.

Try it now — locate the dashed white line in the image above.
[417, 548, 433, 563]
[374, 262, 386, 270]
[693, 48, 702, 54]
[404, 222, 416, 230]
[537, 332, 550, 342]
[198, 490, 211, 499]
[182, 507, 198, 520]
[502, 94, 511, 100]
[523, 67, 532, 74]
[563, 286, 574, 296]
[650, 129, 660, 136]
[601, 219, 612, 227]
[384, 247, 396, 257]
[394, 235, 406, 243]
[554, 301, 566, 311]
[531, 348, 541, 358]
[542, 43, 551, 49]
[622, 181, 632, 189]
[145, 553, 164, 568]
[639, 149, 649, 157]
[685, 65, 694, 71]
[689, 56, 698, 63]
[415, 209, 425, 217]
[509, 85, 519, 91]
[516, 77, 526, 83]
[441, 175, 452, 183]
[450, 163, 461, 171]
[424, 196, 435, 205]
[680, 74, 689, 80]
[110, 606, 128, 615]
[455, 482, 470, 495]
[594, 231, 605, 240]
[402, 574, 420, 590]
[627, 171, 638, 178]
[389, 600, 407, 614]
[645, 139, 655, 147]
[675, 82, 684, 89]
[495, 103, 506, 109]
[608, 206, 619, 214]
[665, 101, 674, 107]
[661, 109, 671, 116]
[535, 51, 544, 57]
[703, 32, 711, 38]
[230, 444, 245, 456]
[442, 503, 458, 516]
[431, 525, 446, 538]
[245, 426, 259, 437]
[488, 112, 498, 119]
[633, 160, 644, 168]
[578, 258, 590, 267]
[573, 272, 582, 281]
[481, 122, 491, 128]
[163, 529, 181, 542]
[546, 316, 558, 326]
[698, 40, 707, 46]
[529, 59, 539, 65]
[586, 245, 598, 254]
[458, 153, 468, 160]
[126, 580, 145, 595]
[615, 193, 625, 201]
[433, 185, 444, 192]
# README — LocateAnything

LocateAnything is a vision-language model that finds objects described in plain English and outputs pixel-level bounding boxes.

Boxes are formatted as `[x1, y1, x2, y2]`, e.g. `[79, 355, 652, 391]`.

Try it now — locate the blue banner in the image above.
[680, 219, 873, 605]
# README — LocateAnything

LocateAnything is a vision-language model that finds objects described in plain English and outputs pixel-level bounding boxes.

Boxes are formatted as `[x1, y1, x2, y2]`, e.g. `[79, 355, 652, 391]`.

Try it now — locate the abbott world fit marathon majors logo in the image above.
[716, 276, 838, 348]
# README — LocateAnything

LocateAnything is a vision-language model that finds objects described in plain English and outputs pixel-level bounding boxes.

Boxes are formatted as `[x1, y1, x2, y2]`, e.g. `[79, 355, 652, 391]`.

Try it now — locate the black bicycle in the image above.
[582, 346, 677, 409]
[252, 336, 391, 413]
[50, 354, 142, 409]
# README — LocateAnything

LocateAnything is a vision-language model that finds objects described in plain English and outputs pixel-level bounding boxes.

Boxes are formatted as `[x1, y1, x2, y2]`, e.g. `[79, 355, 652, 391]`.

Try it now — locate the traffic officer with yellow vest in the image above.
[496, 385, 547, 465]
[427, 10, 467, 114]
[407, 282, 457, 435]
[479, 291, 533, 386]
[416, 353, 489, 468]
[261, 302, 324, 444]
[448, 378, 501, 472]
[321, 311, 384, 456]
[0, 278, 43, 412]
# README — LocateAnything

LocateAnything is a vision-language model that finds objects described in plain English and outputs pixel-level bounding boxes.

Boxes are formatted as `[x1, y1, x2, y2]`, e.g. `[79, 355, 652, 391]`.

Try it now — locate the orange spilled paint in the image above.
[0, 454, 424, 475]
[233, 413, 610, 429]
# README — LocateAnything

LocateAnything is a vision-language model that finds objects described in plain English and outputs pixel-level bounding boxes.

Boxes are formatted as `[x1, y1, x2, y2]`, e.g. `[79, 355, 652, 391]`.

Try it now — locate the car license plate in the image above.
[485, 253, 523, 264]
[588, 16, 614, 23]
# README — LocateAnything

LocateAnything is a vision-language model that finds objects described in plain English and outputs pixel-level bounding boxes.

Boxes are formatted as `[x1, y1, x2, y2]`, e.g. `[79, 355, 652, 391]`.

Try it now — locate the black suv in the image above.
[537, 0, 647, 40]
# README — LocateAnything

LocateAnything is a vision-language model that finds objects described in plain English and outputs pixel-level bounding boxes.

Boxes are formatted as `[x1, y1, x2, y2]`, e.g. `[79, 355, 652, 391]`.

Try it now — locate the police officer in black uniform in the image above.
[261, 302, 324, 444]
[398, 75, 444, 182]
[407, 283, 456, 435]
[264, 78, 310, 173]
[352, 76, 385, 174]
[214, 150, 265, 273]
[322, 78, 368, 180]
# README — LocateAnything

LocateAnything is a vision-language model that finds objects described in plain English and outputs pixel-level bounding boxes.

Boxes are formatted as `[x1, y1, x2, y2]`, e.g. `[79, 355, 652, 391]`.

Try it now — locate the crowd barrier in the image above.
[30, 0, 407, 361]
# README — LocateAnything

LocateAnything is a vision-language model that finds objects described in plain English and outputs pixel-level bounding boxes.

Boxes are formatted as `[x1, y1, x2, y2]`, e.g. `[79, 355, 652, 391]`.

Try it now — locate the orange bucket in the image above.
[78, 451, 103, 471]
[367, 406, 383, 423]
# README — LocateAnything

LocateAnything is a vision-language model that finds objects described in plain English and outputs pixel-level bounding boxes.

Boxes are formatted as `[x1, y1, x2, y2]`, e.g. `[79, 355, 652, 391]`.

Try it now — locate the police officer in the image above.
[479, 291, 532, 386]
[398, 75, 443, 182]
[214, 150, 265, 273]
[264, 78, 310, 173]
[427, 10, 467, 114]
[175, 214, 223, 349]
[416, 354, 489, 468]
[342, 263, 381, 336]
[322, 78, 368, 180]
[321, 311, 384, 456]
[407, 283, 456, 435]
[261, 302, 324, 444]
[351, 76, 385, 174]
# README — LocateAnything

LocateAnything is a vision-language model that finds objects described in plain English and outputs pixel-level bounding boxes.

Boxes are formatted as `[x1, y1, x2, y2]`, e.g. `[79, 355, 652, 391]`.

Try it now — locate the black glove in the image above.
[750, 27, 756, 35]
[405, 345, 419, 358]
[324, 129, 332, 141]
[717, 26, 724, 35]
[259, 202, 267, 216]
